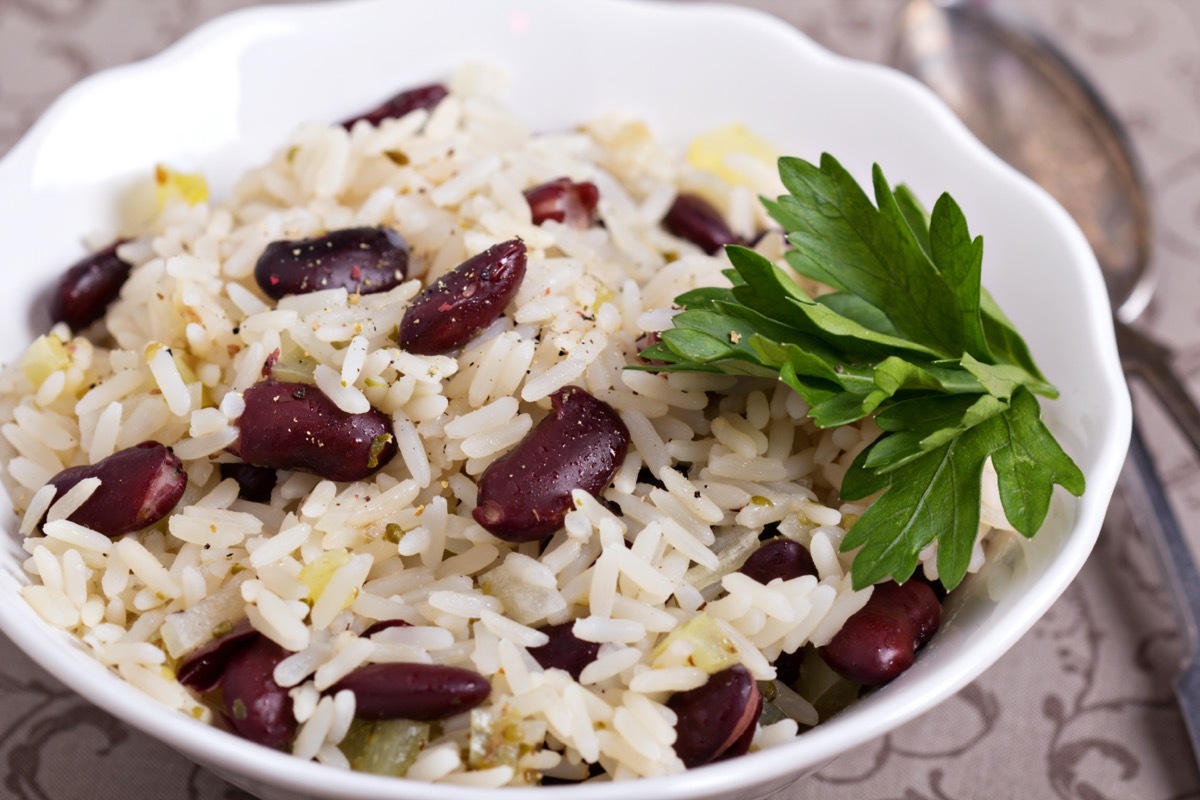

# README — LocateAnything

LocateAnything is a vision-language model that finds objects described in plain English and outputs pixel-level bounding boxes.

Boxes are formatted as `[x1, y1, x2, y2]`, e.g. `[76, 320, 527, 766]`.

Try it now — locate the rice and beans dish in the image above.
[0, 67, 1010, 785]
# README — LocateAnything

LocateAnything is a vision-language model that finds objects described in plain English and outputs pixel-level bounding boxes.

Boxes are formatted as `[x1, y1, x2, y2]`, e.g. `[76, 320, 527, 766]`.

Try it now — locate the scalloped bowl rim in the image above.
[0, 1, 1130, 798]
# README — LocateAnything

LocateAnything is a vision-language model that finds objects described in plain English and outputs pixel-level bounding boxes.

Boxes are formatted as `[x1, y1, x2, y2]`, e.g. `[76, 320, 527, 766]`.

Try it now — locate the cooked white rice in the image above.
[0, 64, 1014, 784]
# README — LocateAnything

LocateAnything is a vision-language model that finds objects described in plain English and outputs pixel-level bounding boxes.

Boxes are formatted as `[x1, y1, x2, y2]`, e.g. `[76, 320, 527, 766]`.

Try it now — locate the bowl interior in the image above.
[0, 1, 1130, 798]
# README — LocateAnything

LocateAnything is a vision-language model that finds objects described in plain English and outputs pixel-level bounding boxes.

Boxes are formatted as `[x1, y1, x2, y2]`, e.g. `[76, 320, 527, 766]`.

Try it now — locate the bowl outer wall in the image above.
[0, 0, 1131, 799]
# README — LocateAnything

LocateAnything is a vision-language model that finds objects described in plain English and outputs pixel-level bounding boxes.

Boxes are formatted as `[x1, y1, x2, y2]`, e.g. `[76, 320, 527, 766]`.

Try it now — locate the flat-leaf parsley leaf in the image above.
[641, 153, 1084, 590]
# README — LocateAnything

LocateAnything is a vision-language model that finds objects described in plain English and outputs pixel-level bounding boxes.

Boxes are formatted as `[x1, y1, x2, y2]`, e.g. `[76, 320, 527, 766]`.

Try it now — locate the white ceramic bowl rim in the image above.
[0, 1, 1130, 798]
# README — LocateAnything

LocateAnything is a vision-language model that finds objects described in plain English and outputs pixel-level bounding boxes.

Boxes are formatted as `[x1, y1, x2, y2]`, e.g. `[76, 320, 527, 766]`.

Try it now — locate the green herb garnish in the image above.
[367, 433, 394, 469]
[383, 523, 404, 545]
[641, 153, 1084, 590]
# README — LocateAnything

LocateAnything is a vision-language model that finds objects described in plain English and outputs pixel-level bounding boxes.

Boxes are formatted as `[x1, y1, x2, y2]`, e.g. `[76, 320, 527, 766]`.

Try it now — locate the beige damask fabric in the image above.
[1, 0, 1199, 798]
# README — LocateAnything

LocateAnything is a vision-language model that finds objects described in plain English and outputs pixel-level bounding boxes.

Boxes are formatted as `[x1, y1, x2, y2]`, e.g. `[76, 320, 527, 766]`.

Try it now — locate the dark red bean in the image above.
[49, 240, 132, 330]
[220, 636, 295, 750]
[219, 462, 278, 504]
[254, 227, 408, 300]
[820, 579, 942, 686]
[328, 663, 490, 721]
[474, 386, 629, 543]
[230, 380, 397, 482]
[772, 647, 805, 688]
[738, 539, 817, 585]
[886, 578, 941, 645]
[341, 83, 449, 130]
[668, 664, 761, 768]
[398, 239, 526, 356]
[43, 441, 186, 537]
[663, 193, 740, 255]
[177, 620, 258, 694]
[716, 689, 762, 763]
[261, 348, 280, 378]
[524, 178, 600, 228]
[528, 622, 601, 680]
[361, 618, 412, 637]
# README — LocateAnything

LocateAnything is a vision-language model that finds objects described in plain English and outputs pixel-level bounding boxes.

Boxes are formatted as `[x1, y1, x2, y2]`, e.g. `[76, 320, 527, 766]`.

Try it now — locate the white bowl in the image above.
[0, 1, 1130, 799]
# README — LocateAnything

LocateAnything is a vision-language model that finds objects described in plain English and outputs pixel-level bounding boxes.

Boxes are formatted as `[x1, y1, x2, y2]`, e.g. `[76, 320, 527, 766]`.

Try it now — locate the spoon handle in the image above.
[1123, 419, 1200, 744]
[1117, 319, 1200, 462]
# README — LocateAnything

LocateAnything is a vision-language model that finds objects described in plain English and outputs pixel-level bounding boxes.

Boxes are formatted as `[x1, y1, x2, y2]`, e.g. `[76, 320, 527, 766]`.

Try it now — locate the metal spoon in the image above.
[892, 0, 1200, 759]
[892, 0, 1200, 448]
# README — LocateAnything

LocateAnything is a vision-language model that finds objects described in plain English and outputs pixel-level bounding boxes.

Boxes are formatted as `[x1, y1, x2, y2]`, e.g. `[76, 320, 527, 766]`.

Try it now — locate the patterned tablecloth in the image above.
[1, 1, 1199, 798]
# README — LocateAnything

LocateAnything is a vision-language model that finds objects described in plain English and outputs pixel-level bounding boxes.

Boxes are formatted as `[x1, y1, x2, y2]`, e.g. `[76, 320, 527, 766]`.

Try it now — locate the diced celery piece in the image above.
[270, 347, 317, 384]
[155, 164, 209, 209]
[686, 123, 776, 186]
[480, 559, 566, 626]
[651, 612, 739, 674]
[339, 718, 430, 777]
[759, 679, 818, 727]
[794, 647, 860, 721]
[468, 706, 522, 770]
[174, 351, 197, 385]
[590, 283, 616, 314]
[20, 335, 70, 389]
[299, 549, 350, 603]
[684, 527, 760, 597]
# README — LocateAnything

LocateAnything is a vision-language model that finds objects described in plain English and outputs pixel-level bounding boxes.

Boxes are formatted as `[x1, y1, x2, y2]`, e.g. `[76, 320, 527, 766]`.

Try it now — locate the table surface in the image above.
[2, 0, 1199, 798]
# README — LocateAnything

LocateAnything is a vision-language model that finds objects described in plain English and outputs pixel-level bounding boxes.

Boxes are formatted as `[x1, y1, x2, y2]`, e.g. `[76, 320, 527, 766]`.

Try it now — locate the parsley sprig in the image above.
[641, 154, 1085, 591]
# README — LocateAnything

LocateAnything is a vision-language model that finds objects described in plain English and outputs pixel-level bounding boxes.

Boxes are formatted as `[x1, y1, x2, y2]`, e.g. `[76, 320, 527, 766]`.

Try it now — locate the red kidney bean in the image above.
[820, 579, 942, 686]
[230, 380, 397, 482]
[42, 441, 186, 537]
[328, 663, 490, 721]
[177, 620, 258, 694]
[663, 193, 740, 255]
[254, 227, 408, 300]
[524, 178, 600, 228]
[668, 664, 761, 768]
[220, 636, 295, 750]
[738, 539, 817, 585]
[361, 618, 412, 637]
[528, 621, 601, 680]
[717, 689, 762, 763]
[218, 462, 277, 504]
[473, 386, 629, 543]
[772, 647, 805, 688]
[49, 240, 132, 330]
[341, 83, 449, 130]
[398, 239, 526, 355]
